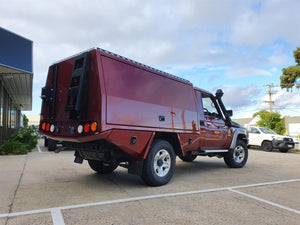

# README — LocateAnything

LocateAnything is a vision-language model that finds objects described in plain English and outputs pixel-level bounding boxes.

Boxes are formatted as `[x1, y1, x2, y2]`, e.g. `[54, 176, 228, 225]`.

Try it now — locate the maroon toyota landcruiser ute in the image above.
[39, 48, 248, 186]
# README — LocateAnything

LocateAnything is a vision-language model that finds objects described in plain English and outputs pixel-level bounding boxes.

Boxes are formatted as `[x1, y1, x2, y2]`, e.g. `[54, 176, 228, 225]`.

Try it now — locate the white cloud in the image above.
[258, 87, 300, 116]
[219, 85, 262, 108]
[174, 0, 253, 28]
[226, 65, 272, 78]
[230, 0, 300, 46]
[273, 89, 300, 108]
[267, 53, 290, 66]
[1, 0, 300, 115]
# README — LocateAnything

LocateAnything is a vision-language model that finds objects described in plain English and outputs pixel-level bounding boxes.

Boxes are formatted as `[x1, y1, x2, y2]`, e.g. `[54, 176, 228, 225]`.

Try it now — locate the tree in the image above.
[280, 47, 300, 91]
[253, 110, 286, 135]
[23, 114, 29, 127]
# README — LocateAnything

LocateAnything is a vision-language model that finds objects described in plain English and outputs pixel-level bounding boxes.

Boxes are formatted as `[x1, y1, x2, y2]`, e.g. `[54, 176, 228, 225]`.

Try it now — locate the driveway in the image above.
[0, 140, 299, 225]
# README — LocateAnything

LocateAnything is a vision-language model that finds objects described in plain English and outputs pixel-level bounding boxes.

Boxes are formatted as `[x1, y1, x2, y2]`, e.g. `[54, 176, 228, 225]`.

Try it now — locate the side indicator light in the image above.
[91, 122, 97, 132]
[42, 123, 46, 130]
[84, 124, 90, 133]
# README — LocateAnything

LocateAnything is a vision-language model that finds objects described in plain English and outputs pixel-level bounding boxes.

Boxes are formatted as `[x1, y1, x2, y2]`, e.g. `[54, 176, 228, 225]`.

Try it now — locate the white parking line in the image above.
[1, 178, 299, 225]
[37, 145, 42, 153]
[230, 189, 300, 214]
[51, 209, 65, 225]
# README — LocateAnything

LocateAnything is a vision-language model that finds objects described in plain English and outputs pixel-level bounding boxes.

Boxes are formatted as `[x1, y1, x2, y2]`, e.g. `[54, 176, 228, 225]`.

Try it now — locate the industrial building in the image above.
[0, 27, 33, 143]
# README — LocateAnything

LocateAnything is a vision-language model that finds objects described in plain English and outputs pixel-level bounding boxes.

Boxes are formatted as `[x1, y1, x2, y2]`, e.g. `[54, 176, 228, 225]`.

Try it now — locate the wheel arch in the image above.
[230, 128, 248, 149]
[238, 133, 248, 145]
[146, 132, 182, 157]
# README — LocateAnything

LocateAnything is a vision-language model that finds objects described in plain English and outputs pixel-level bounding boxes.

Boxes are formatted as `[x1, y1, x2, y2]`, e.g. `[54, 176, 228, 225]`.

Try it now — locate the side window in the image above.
[202, 94, 220, 117]
[249, 127, 259, 134]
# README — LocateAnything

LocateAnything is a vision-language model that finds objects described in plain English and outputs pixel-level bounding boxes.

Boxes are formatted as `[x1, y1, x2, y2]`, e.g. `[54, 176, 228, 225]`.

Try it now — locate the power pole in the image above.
[264, 83, 276, 112]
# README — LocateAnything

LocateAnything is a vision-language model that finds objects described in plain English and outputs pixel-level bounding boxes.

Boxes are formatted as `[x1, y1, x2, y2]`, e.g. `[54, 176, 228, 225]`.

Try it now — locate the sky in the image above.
[1, 0, 300, 119]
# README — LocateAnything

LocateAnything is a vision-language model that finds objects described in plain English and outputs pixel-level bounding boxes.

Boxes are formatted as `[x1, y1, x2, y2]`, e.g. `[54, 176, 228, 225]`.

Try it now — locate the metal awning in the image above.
[0, 64, 32, 111]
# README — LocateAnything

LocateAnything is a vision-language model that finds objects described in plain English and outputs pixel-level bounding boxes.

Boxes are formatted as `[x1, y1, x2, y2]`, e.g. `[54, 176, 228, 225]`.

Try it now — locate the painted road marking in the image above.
[51, 208, 65, 225]
[1, 178, 299, 225]
[37, 145, 42, 153]
[230, 189, 300, 214]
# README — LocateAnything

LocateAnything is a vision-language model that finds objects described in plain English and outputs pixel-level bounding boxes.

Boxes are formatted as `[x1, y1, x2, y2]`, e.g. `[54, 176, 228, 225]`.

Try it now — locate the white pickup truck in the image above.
[247, 126, 294, 152]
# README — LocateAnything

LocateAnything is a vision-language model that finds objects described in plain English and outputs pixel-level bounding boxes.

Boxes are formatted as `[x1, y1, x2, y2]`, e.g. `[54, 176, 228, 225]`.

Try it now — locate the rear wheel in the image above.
[142, 139, 176, 186]
[224, 139, 248, 168]
[279, 148, 289, 153]
[88, 160, 119, 174]
[48, 139, 57, 151]
[261, 141, 273, 152]
[44, 137, 48, 147]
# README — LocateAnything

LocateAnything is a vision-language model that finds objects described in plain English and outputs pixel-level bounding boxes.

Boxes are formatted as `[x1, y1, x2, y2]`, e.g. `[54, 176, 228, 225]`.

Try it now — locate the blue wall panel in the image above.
[0, 27, 33, 73]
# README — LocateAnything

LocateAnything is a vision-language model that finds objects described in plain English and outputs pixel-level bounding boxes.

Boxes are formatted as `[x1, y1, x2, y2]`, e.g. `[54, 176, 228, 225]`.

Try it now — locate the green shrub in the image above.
[14, 125, 38, 150]
[0, 124, 38, 155]
[0, 139, 29, 155]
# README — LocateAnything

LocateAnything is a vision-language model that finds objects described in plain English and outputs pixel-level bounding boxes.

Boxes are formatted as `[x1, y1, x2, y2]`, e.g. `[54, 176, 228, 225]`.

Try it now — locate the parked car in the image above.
[247, 126, 294, 152]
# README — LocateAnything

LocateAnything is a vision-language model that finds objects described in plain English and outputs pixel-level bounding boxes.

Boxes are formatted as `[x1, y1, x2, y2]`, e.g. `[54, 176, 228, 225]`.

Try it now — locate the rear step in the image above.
[65, 53, 91, 119]
[200, 149, 228, 153]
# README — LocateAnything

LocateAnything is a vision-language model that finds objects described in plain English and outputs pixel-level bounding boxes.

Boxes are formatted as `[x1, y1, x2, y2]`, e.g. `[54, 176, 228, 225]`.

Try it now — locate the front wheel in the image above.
[261, 141, 273, 152]
[88, 160, 119, 174]
[142, 139, 176, 186]
[224, 139, 248, 168]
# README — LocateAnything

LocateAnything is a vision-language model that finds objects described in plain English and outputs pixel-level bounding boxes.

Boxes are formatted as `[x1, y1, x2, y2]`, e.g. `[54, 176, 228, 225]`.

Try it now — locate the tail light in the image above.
[84, 124, 90, 133]
[46, 124, 50, 131]
[41, 121, 98, 135]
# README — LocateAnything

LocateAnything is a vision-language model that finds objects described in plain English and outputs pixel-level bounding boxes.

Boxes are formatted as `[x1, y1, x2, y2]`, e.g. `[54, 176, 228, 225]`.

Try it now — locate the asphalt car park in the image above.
[0, 140, 299, 225]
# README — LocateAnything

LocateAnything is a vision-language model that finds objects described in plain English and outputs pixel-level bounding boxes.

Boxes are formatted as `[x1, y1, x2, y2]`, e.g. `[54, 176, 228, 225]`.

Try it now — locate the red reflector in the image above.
[46, 124, 50, 131]
[84, 124, 90, 133]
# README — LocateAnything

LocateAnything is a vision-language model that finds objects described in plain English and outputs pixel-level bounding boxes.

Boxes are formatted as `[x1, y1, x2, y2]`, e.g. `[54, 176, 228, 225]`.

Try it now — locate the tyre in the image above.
[178, 151, 197, 162]
[224, 139, 248, 168]
[279, 148, 289, 153]
[88, 160, 119, 174]
[44, 137, 48, 147]
[48, 139, 57, 151]
[261, 141, 273, 152]
[142, 139, 176, 186]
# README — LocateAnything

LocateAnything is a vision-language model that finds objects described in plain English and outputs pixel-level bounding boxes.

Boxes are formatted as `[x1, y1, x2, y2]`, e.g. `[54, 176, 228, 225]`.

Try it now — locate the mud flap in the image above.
[128, 159, 144, 176]
[74, 151, 84, 164]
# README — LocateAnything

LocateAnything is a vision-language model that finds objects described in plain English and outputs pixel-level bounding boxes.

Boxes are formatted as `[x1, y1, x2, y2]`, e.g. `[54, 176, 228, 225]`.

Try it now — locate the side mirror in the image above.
[226, 110, 233, 117]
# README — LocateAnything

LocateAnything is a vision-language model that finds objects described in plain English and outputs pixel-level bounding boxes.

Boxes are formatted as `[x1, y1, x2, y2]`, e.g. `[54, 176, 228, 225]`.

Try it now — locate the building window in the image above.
[8, 98, 11, 128]
[11, 106, 16, 129]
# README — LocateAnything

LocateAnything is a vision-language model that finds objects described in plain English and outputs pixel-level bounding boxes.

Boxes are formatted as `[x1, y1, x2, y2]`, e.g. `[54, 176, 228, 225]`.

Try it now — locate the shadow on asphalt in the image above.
[80, 159, 229, 187]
